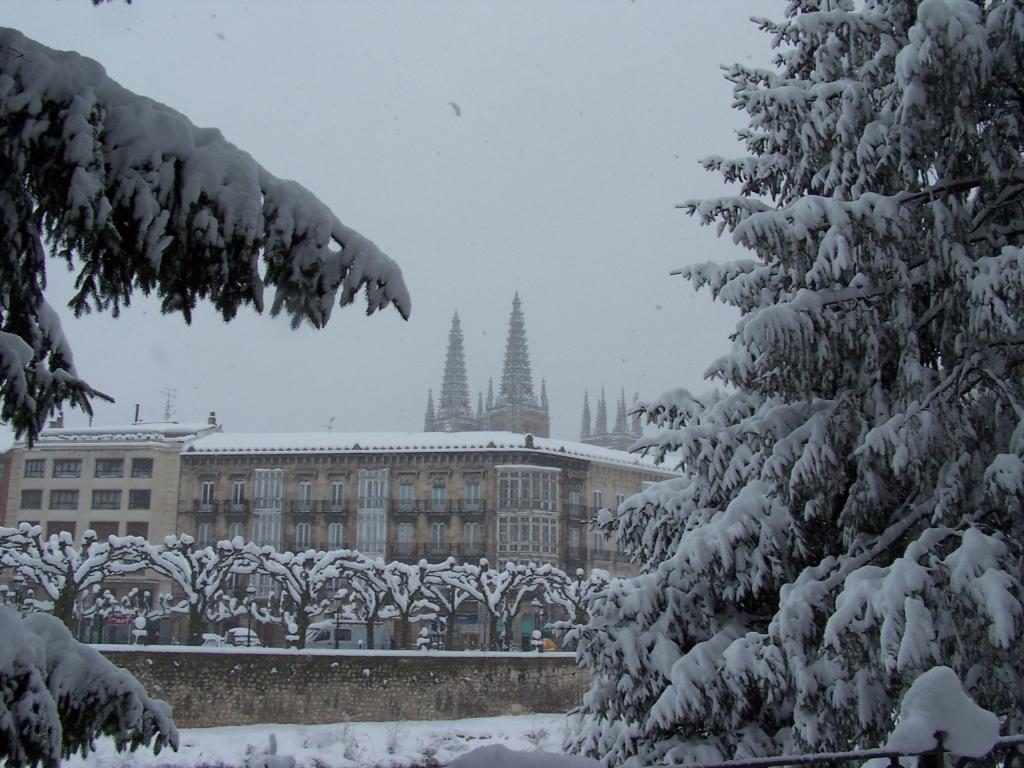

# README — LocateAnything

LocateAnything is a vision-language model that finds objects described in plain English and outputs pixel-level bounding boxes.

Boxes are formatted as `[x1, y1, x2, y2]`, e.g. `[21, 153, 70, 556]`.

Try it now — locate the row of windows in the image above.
[20, 488, 150, 511]
[24, 520, 150, 540]
[24, 457, 153, 479]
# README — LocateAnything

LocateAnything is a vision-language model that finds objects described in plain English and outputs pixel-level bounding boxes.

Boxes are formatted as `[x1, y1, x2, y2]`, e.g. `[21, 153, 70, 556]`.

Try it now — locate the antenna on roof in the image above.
[159, 387, 177, 422]
[322, 416, 335, 432]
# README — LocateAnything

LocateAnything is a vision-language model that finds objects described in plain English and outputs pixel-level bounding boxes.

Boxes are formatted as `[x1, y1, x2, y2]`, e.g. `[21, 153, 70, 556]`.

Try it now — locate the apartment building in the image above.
[177, 430, 677, 575]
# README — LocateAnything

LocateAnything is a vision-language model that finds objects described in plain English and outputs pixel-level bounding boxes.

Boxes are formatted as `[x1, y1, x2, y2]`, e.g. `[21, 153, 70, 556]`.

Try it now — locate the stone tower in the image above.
[425, 312, 481, 432]
[580, 386, 637, 450]
[485, 293, 549, 437]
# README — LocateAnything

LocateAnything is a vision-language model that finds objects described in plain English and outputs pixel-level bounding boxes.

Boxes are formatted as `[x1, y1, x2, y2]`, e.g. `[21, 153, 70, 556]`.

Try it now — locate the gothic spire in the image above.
[486, 378, 494, 411]
[437, 311, 472, 423]
[614, 388, 628, 434]
[595, 387, 608, 435]
[424, 389, 435, 430]
[498, 293, 537, 407]
[540, 379, 549, 413]
[476, 392, 484, 420]
[581, 390, 592, 439]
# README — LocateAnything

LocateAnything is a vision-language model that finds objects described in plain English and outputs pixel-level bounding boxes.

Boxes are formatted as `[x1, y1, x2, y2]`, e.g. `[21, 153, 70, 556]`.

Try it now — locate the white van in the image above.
[305, 620, 391, 650]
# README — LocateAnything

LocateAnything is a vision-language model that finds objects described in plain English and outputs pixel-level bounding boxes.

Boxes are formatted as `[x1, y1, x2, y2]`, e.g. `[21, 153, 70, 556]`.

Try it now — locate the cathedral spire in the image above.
[580, 390, 592, 439]
[437, 311, 472, 423]
[595, 388, 608, 435]
[424, 389, 435, 431]
[631, 392, 643, 437]
[498, 292, 536, 407]
[486, 378, 494, 412]
[614, 388, 628, 434]
[476, 391, 484, 420]
[540, 379, 549, 413]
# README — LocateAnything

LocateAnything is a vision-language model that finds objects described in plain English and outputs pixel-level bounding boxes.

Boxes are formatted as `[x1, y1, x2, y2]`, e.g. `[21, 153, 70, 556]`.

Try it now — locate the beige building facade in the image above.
[177, 430, 677, 575]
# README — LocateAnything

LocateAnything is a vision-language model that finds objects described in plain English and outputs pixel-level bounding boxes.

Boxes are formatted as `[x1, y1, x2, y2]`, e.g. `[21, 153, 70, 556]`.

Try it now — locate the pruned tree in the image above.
[254, 546, 347, 649]
[129, 534, 257, 645]
[545, 566, 609, 646]
[0, 524, 145, 629]
[338, 554, 394, 650]
[0, 606, 176, 768]
[0, 26, 409, 442]
[445, 559, 538, 650]
[573, 2, 1024, 766]
[380, 559, 439, 648]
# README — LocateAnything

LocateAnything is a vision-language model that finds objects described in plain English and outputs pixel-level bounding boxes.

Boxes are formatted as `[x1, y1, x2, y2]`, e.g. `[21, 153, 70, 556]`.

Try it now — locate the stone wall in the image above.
[101, 648, 589, 728]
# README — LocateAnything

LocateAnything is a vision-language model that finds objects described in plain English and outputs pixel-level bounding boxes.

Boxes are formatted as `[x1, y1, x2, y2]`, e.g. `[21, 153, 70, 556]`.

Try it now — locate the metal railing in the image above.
[679, 734, 1024, 768]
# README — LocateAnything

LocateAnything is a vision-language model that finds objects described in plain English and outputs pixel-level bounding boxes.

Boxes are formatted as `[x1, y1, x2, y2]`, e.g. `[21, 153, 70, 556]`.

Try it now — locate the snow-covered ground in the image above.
[66, 713, 596, 768]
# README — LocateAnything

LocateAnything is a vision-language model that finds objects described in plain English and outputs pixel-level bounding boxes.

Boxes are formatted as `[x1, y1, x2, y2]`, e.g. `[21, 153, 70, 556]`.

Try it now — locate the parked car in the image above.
[225, 627, 263, 647]
[201, 633, 227, 647]
[305, 621, 391, 650]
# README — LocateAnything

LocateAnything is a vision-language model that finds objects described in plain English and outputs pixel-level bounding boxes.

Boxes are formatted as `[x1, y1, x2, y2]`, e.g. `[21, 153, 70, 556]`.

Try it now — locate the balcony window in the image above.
[196, 522, 213, 548]
[356, 510, 385, 556]
[128, 489, 151, 510]
[48, 490, 79, 510]
[497, 512, 558, 557]
[20, 490, 42, 510]
[228, 521, 245, 542]
[358, 469, 388, 509]
[592, 489, 604, 511]
[430, 522, 447, 547]
[464, 521, 481, 549]
[52, 459, 81, 478]
[329, 481, 345, 509]
[327, 521, 344, 550]
[46, 520, 76, 539]
[94, 458, 124, 478]
[497, 467, 559, 512]
[231, 480, 246, 507]
[294, 521, 312, 550]
[200, 480, 215, 507]
[616, 493, 626, 511]
[23, 459, 44, 478]
[398, 481, 413, 512]
[297, 480, 313, 510]
[91, 490, 122, 510]
[131, 458, 154, 478]
[464, 480, 481, 511]
[431, 479, 447, 512]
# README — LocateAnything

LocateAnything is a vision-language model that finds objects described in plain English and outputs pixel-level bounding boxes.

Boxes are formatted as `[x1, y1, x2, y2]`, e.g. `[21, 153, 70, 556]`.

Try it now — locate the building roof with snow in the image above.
[184, 430, 677, 474]
[22, 421, 220, 448]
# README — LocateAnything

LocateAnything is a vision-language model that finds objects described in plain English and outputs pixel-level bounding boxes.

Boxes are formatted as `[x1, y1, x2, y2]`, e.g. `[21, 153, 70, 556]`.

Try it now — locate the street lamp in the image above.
[244, 585, 257, 647]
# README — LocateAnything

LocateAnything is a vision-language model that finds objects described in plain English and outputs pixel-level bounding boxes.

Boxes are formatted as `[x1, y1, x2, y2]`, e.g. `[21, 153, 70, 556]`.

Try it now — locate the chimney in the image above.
[208, 411, 217, 426]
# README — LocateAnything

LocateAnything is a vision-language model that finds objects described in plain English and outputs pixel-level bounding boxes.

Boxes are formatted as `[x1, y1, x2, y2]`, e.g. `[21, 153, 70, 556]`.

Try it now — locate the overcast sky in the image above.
[4, 1, 776, 442]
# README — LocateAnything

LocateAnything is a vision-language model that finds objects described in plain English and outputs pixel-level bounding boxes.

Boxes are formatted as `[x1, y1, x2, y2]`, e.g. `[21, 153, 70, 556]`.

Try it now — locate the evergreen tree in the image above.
[0, 27, 409, 443]
[573, 2, 1024, 765]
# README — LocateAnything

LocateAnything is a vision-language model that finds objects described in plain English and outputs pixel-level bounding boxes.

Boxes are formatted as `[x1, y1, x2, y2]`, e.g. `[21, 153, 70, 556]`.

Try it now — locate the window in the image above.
[568, 488, 581, 514]
[196, 522, 213, 548]
[23, 459, 44, 478]
[231, 480, 246, 506]
[252, 468, 284, 551]
[592, 489, 604, 511]
[89, 521, 119, 539]
[430, 522, 447, 547]
[294, 521, 312, 550]
[464, 480, 481, 510]
[94, 458, 124, 478]
[497, 513, 558, 557]
[200, 480, 216, 507]
[592, 530, 606, 556]
[497, 467, 559, 511]
[46, 520, 75, 539]
[358, 469, 388, 509]
[131, 458, 154, 478]
[125, 521, 149, 539]
[396, 522, 414, 556]
[329, 481, 345, 509]
[128, 489, 151, 510]
[616, 492, 626, 510]
[91, 490, 122, 510]
[356, 510, 386, 555]
[327, 521, 344, 550]
[20, 490, 42, 509]
[228, 521, 245, 542]
[297, 479, 313, 509]
[464, 521, 481, 549]
[569, 527, 580, 549]
[48, 490, 79, 510]
[431, 479, 447, 512]
[398, 481, 414, 512]
[52, 459, 81, 478]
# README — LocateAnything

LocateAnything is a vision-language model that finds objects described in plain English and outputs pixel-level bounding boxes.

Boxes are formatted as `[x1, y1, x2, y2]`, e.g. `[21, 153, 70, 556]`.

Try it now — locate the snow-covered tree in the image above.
[338, 554, 396, 650]
[0, 606, 176, 768]
[254, 546, 347, 649]
[543, 566, 609, 646]
[574, 2, 1024, 765]
[0, 525, 145, 629]
[0, 27, 409, 442]
[129, 535, 256, 645]
[443, 560, 538, 650]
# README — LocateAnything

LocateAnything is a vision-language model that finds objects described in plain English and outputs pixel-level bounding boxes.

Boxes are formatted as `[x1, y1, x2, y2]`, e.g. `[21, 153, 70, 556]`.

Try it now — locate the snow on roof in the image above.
[24, 422, 220, 447]
[186, 431, 676, 473]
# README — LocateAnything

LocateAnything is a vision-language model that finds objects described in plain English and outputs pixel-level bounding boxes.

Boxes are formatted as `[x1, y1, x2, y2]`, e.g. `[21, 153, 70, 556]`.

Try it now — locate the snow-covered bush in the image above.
[0, 26, 409, 442]
[0, 606, 176, 767]
[573, 1, 1024, 766]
